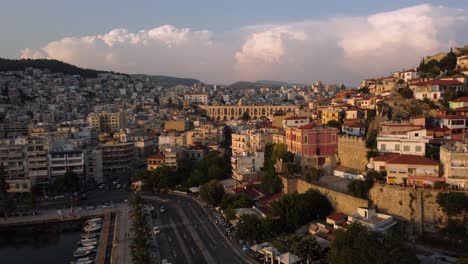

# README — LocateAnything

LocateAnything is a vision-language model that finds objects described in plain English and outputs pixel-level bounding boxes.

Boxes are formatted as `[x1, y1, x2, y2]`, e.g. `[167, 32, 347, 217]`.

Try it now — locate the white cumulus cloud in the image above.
[21, 4, 468, 84]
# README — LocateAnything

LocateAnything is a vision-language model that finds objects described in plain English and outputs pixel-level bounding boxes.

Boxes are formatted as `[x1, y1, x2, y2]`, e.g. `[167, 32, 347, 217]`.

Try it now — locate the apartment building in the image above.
[377, 127, 428, 156]
[87, 110, 127, 133]
[184, 92, 208, 105]
[48, 150, 85, 181]
[98, 141, 135, 180]
[231, 130, 273, 156]
[372, 154, 440, 186]
[440, 142, 468, 189]
[321, 107, 341, 125]
[282, 116, 309, 128]
[0, 137, 29, 192]
[231, 151, 264, 183]
[147, 152, 165, 171]
[285, 123, 339, 167]
[26, 138, 50, 187]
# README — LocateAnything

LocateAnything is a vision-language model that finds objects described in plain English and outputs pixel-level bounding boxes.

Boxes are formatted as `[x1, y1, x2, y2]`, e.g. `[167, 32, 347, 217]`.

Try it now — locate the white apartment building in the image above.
[377, 128, 428, 156]
[26, 138, 50, 187]
[231, 151, 264, 182]
[48, 150, 85, 181]
[184, 93, 208, 105]
[282, 116, 310, 128]
[440, 142, 468, 189]
[231, 130, 273, 156]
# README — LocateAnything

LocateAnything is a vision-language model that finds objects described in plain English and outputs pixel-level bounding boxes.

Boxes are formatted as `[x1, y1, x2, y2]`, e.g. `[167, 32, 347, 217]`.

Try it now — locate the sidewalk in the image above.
[115, 204, 132, 264]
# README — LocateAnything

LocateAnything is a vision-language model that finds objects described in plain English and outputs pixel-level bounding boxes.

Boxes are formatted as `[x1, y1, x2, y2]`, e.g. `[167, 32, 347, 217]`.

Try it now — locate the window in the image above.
[415, 146, 422, 152]
[403, 145, 410, 151]
[415, 133, 419, 137]
[381, 144, 386, 151]
[304, 136, 308, 144]
[395, 144, 400, 151]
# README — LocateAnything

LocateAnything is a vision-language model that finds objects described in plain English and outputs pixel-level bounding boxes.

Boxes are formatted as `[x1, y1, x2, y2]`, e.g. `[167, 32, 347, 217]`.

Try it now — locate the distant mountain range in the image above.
[0, 58, 114, 78]
[132, 74, 202, 87]
[226, 81, 281, 90]
[256, 80, 307, 86]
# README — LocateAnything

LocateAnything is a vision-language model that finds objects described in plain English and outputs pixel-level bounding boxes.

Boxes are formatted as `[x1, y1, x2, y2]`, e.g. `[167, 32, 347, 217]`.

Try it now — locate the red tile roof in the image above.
[408, 176, 445, 182]
[451, 97, 468, 102]
[371, 153, 400, 162]
[343, 120, 363, 128]
[327, 212, 347, 221]
[297, 123, 318, 130]
[284, 116, 308, 120]
[454, 106, 468, 112]
[385, 154, 439, 166]
[440, 115, 467, 120]
[414, 80, 464, 86]
[148, 153, 164, 160]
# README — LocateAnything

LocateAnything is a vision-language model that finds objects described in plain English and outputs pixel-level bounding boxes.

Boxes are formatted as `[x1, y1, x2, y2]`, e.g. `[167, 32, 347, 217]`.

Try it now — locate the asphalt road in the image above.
[146, 194, 249, 264]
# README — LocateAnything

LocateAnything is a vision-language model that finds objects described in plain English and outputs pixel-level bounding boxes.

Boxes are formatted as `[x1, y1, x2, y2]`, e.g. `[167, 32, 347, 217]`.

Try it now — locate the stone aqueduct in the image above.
[200, 105, 300, 120]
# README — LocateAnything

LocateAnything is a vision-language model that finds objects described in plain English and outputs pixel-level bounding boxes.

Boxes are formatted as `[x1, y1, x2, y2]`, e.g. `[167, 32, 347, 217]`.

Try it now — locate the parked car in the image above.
[160, 206, 165, 213]
[153, 226, 160, 235]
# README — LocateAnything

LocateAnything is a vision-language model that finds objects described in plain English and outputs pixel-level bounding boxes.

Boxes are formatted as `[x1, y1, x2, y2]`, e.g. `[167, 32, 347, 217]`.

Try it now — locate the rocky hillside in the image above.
[368, 90, 441, 133]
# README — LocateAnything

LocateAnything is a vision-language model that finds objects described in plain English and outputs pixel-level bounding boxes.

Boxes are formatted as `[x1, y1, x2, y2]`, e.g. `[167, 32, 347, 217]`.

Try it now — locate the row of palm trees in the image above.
[129, 194, 153, 263]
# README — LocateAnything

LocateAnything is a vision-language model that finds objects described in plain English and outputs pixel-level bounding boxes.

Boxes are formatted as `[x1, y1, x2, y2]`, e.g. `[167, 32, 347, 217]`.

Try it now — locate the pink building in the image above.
[285, 123, 339, 167]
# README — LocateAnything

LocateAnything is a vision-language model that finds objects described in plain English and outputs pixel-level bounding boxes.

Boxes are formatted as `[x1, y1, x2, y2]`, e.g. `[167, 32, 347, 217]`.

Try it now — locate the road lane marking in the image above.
[168, 216, 194, 264]
[176, 207, 217, 264]
[173, 250, 177, 257]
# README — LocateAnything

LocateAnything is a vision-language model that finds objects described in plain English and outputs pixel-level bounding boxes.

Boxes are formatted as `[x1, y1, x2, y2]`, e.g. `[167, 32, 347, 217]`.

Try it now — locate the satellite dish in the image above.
[367, 163, 375, 169]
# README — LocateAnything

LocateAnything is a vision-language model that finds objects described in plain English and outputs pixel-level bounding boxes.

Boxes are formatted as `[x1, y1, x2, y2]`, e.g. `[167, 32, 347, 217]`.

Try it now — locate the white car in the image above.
[160, 206, 165, 213]
[153, 226, 160, 235]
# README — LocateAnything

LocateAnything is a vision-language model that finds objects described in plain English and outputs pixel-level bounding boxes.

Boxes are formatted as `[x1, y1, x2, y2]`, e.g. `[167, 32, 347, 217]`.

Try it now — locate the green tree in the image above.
[327, 119, 341, 129]
[365, 130, 378, 149]
[358, 86, 370, 94]
[220, 193, 253, 210]
[0, 165, 8, 198]
[398, 87, 414, 98]
[260, 167, 283, 195]
[236, 214, 264, 241]
[436, 192, 467, 216]
[274, 234, 326, 262]
[271, 190, 332, 232]
[328, 223, 419, 264]
[54, 170, 80, 193]
[305, 166, 322, 182]
[200, 180, 225, 206]
[366, 149, 380, 160]
[220, 125, 232, 151]
[347, 177, 374, 199]
[188, 151, 228, 186]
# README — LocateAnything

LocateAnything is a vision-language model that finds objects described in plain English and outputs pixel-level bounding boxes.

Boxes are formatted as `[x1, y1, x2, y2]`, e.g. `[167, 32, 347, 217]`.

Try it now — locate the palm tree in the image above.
[0, 165, 11, 220]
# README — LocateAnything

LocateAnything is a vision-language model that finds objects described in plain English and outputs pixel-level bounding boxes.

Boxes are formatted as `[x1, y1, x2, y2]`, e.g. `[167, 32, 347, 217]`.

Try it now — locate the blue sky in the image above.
[1, 1, 468, 84]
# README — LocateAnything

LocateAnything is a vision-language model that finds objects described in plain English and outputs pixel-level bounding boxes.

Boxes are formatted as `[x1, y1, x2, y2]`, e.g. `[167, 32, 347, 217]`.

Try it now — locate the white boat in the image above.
[81, 237, 98, 243]
[80, 241, 97, 247]
[71, 260, 93, 264]
[76, 246, 96, 252]
[84, 225, 101, 232]
[86, 217, 102, 224]
[73, 250, 92, 258]
[81, 233, 98, 239]
[76, 257, 93, 262]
